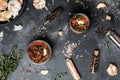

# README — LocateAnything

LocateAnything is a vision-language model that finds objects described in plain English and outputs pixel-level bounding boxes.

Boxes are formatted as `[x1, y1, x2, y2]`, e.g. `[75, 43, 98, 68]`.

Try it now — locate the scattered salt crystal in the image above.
[52, 0, 55, 5]
[45, 6, 48, 10]
[80, 55, 83, 58]
[38, 25, 47, 33]
[83, 35, 86, 38]
[60, 17, 63, 19]
[62, 51, 65, 53]
[21, 67, 32, 74]
[14, 24, 23, 31]
[26, 8, 29, 11]
[67, 0, 69, 2]
[68, 12, 72, 15]
[78, 42, 80, 45]
[0, 31, 3, 38]
[76, 55, 79, 59]
[64, 53, 71, 58]
[64, 41, 78, 58]
[96, 2, 107, 9]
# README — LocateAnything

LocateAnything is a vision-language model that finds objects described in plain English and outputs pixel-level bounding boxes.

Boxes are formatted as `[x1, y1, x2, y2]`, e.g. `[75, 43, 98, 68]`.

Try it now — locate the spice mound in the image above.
[28, 40, 51, 65]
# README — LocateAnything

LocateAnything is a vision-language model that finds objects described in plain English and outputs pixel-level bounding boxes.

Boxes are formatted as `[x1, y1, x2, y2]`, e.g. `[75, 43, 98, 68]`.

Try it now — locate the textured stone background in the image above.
[0, 0, 120, 80]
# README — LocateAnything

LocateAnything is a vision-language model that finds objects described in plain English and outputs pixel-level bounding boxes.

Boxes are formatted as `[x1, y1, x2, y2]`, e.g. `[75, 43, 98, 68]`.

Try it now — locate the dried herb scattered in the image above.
[74, 0, 86, 9]
[104, 41, 109, 50]
[0, 45, 23, 80]
[54, 72, 67, 80]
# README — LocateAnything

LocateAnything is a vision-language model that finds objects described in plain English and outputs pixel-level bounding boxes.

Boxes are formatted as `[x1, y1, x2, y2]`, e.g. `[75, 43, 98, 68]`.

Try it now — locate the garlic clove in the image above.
[0, 31, 3, 38]
[106, 15, 111, 21]
[41, 69, 49, 75]
[106, 63, 118, 76]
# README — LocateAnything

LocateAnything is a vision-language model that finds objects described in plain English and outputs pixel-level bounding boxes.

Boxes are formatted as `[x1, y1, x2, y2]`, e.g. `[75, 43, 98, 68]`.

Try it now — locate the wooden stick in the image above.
[106, 31, 120, 49]
[90, 49, 100, 73]
[45, 7, 63, 23]
[66, 59, 81, 80]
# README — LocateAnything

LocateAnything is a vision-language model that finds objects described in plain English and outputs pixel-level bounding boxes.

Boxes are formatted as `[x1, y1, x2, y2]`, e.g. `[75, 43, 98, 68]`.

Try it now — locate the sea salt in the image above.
[0, 31, 3, 38]
[64, 41, 78, 58]
[14, 24, 23, 31]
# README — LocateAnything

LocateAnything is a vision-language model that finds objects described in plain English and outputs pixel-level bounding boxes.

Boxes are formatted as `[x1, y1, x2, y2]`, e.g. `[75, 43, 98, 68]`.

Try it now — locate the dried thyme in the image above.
[104, 41, 109, 51]
[74, 0, 86, 9]
[54, 72, 67, 80]
[0, 45, 23, 80]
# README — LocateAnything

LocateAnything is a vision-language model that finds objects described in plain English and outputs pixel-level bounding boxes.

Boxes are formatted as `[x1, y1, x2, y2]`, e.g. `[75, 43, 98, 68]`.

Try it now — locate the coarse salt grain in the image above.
[64, 41, 78, 58]
[76, 55, 79, 59]
[0, 31, 3, 38]
[52, 0, 55, 5]
[80, 55, 83, 58]
[14, 24, 23, 31]
[38, 25, 47, 33]
[83, 35, 86, 38]
[67, 0, 69, 2]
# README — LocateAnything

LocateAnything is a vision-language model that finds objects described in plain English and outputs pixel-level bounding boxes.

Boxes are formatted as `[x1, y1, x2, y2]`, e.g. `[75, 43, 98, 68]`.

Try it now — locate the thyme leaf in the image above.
[0, 45, 23, 80]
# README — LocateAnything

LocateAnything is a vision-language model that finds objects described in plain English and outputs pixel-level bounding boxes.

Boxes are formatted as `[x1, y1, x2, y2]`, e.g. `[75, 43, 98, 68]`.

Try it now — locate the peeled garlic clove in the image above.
[43, 48, 47, 56]
[96, 2, 107, 9]
[106, 63, 118, 76]
[0, 31, 3, 38]
[14, 24, 23, 31]
[58, 30, 63, 36]
[41, 69, 49, 75]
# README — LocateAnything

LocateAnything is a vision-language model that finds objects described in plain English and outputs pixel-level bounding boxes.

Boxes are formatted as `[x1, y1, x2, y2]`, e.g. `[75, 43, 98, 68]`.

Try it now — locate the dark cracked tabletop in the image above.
[0, 0, 120, 80]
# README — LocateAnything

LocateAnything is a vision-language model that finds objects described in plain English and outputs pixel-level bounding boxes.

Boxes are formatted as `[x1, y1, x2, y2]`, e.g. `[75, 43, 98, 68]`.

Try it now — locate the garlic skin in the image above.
[14, 24, 23, 31]
[106, 64, 118, 76]
[33, 0, 46, 10]
[96, 2, 107, 9]
[0, 31, 3, 38]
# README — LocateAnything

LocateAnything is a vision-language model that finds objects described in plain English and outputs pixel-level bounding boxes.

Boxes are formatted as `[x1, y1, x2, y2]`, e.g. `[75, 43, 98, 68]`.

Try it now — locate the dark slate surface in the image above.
[0, 0, 120, 80]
